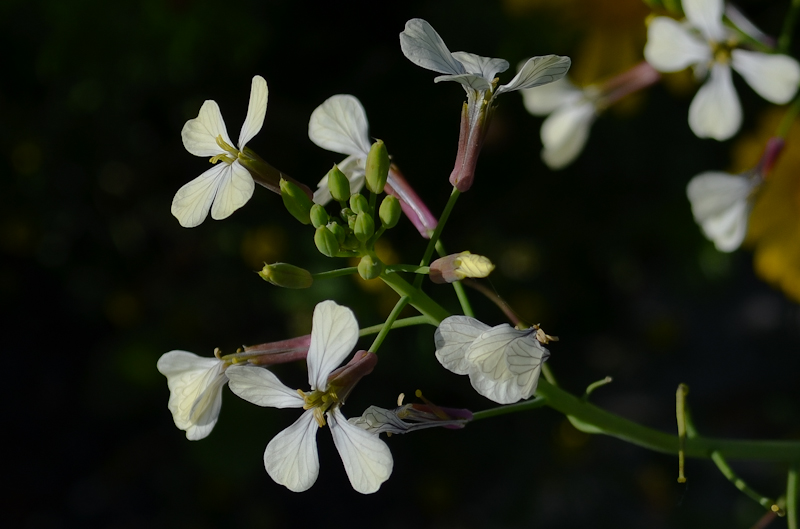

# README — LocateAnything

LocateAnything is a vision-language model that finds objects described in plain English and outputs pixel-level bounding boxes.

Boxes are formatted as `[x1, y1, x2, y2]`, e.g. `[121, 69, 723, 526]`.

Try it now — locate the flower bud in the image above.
[327, 165, 351, 203]
[349, 193, 369, 214]
[358, 255, 384, 280]
[379, 195, 401, 229]
[280, 178, 313, 225]
[365, 140, 390, 194]
[340, 207, 355, 220]
[354, 211, 375, 242]
[314, 225, 339, 257]
[310, 204, 329, 228]
[430, 251, 495, 283]
[342, 233, 360, 251]
[258, 263, 313, 289]
[328, 222, 347, 246]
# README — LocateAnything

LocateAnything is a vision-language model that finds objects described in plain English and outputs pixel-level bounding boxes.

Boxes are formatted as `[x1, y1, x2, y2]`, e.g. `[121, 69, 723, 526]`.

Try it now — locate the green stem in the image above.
[312, 267, 358, 280]
[380, 271, 451, 324]
[385, 264, 430, 275]
[359, 315, 434, 337]
[710, 451, 779, 511]
[789, 464, 799, 529]
[414, 187, 461, 289]
[779, 0, 800, 54]
[451, 280, 474, 318]
[369, 296, 410, 353]
[472, 397, 548, 421]
[777, 95, 800, 139]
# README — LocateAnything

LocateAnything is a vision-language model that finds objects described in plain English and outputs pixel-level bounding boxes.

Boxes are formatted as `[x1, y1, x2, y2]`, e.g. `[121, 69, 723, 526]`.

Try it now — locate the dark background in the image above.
[3, 0, 800, 528]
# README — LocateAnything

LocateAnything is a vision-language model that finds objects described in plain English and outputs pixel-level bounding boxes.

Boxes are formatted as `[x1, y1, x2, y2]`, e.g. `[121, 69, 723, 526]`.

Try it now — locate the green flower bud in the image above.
[314, 225, 339, 257]
[340, 207, 355, 221]
[310, 204, 329, 228]
[379, 195, 401, 229]
[281, 178, 313, 225]
[327, 165, 352, 203]
[328, 222, 347, 246]
[258, 263, 313, 289]
[358, 255, 384, 280]
[354, 211, 375, 242]
[365, 140, 390, 194]
[349, 193, 369, 214]
[342, 233, 360, 250]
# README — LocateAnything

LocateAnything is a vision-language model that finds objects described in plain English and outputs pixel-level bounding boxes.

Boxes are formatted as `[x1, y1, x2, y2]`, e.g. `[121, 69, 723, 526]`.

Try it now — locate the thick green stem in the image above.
[380, 271, 451, 324]
[414, 187, 461, 289]
[369, 296, 411, 353]
[789, 464, 799, 529]
[359, 316, 434, 337]
[385, 264, 430, 275]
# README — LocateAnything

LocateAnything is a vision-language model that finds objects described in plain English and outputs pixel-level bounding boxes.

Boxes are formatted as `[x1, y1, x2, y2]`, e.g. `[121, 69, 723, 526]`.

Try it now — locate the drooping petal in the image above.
[687, 171, 754, 252]
[451, 52, 509, 80]
[731, 50, 800, 104]
[307, 300, 360, 390]
[468, 369, 523, 405]
[226, 365, 304, 408]
[683, 0, 726, 42]
[399, 18, 465, 76]
[540, 100, 596, 169]
[171, 163, 228, 228]
[238, 75, 268, 149]
[495, 55, 571, 96]
[209, 161, 255, 221]
[328, 408, 393, 494]
[688, 63, 741, 140]
[181, 100, 233, 157]
[264, 410, 320, 492]
[520, 76, 582, 116]
[644, 17, 711, 73]
[312, 155, 366, 206]
[308, 95, 371, 157]
[434, 315, 491, 375]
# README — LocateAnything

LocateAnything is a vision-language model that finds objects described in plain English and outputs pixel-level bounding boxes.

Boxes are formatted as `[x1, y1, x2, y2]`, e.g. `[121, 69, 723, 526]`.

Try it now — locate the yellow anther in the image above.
[397, 393, 405, 406]
[214, 347, 222, 359]
[215, 134, 239, 155]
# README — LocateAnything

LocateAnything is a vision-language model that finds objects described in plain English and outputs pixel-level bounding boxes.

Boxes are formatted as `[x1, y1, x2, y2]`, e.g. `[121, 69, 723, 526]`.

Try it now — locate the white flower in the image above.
[521, 76, 597, 169]
[644, 0, 800, 140]
[156, 350, 229, 440]
[308, 95, 371, 205]
[434, 316, 550, 405]
[227, 300, 392, 493]
[172, 75, 268, 227]
[686, 171, 757, 251]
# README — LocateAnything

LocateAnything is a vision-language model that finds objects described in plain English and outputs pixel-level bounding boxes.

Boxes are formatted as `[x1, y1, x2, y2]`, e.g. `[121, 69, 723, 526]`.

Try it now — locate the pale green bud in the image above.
[379, 195, 401, 229]
[430, 251, 495, 283]
[314, 225, 339, 257]
[340, 207, 355, 221]
[328, 222, 347, 246]
[350, 193, 369, 214]
[342, 233, 360, 250]
[358, 255, 384, 280]
[365, 140, 390, 194]
[281, 178, 313, 225]
[327, 165, 352, 203]
[354, 211, 375, 242]
[310, 204, 329, 228]
[258, 263, 313, 289]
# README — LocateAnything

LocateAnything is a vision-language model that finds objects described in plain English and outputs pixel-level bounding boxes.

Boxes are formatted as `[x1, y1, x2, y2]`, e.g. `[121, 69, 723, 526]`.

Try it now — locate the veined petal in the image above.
[465, 324, 520, 381]
[434, 73, 492, 92]
[687, 171, 753, 252]
[540, 100, 595, 169]
[731, 50, 800, 104]
[468, 369, 523, 404]
[434, 315, 491, 375]
[451, 51, 509, 80]
[238, 75, 268, 149]
[328, 408, 393, 494]
[399, 18, 465, 76]
[226, 365, 304, 408]
[683, 0, 725, 42]
[171, 163, 227, 228]
[495, 55, 571, 96]
[520, 76, 582, 116]
[264, 410, 320, 492]
[182, 100, 233, 157]
[209, 161, 255, 221]
[312, 155, 366, 206]
[689, 63, 741, 140]
[308, 95, 371, 157]
[644, 17, 710, 72]
[504, 335, 550, 399]
[307, 300, 360, 390]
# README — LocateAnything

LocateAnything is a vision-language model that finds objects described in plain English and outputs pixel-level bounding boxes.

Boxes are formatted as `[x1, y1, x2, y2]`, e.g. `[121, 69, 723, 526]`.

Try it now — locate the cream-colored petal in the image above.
[226, 365, 304, 408]
[308, 95, 371, 157]
[399, 18, 465, 76]
[687, 171, 753, 252]
[451, 51, 509, 80]
[307, 301, 359, 391]
[171, 163, 227, 228]
[683, 0, 725, 42]
[495, 55, 571, 96]
[688, 63, 741, 140]
[731, 50, 800, 104]
[520, 76, 582, 116]
[264, 410, 320, 492]
[644, 17, 710, 72]
[504, 335, 550, 399]
[181, 100, 233, 157]
[434, 315, 491, 375]
[540, 100, 595, 169]
[209, 161, 255, 221]
[238, 75, 268, 149]
[328, 408, 393, 494]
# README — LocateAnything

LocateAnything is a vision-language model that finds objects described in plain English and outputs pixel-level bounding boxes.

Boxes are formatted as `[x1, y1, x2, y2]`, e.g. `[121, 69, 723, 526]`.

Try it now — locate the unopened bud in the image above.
[310, 204, 329, 228]
[354, 211, 375, 242]
[379, 195, 401, 229]
[358, 255, 384, 280]
[342, 233, 360, 250]
[350, 193, 369, 214]
[365, 140, 390, 194]
[327, 165, 351, 203]
[314, 225, 339, 257]
[281, 178, 313, 225]
[430, 251, 494, 283]
[258, 263, 313, 289]
[328, 222, 347, 245]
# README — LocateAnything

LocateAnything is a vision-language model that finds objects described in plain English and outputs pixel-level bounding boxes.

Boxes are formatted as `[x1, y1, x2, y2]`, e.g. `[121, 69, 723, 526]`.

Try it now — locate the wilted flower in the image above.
[350, 400, 472, 435]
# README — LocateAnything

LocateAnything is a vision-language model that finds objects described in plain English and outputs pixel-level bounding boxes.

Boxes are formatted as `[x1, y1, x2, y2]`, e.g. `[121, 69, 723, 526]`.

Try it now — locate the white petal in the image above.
[520, 76, 582, 116]
[434, 73, 492, 92]
[644, 17, 711, 72]
[731, 50, 800, 104]
[307, 300, 359, 390]
[465, 324, 521, 381]
[209, 161, 255, 221]
[687, 171, 753, 252]
[451, 52, 509, 80]
[226, 365, 304, 408]
[399, 18, 465, 76]
[328, 408, 393, 494]
[308, 95, 371, 157]
[171, 163, 227, 228]
[540, 100, 595, 169]
[504, 336, 550, 399]
[181, 100, 233, 157]
[312, 155, 366, 206]
[264, 411, 320, 492]
[468, 369, 523, 404]
[238, 75, 268, 149]
[495, 55, 571, 96]
[683, 0, 725, 42]
[689, 63, 741, 140]
[434, 315, 490, 375]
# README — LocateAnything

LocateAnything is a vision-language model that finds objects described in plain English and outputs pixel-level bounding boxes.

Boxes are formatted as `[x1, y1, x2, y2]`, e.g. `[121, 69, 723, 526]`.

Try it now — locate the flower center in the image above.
[298, 388, 340, 427]
[209, 135, 240, 165]
[710, 40, 735, 65]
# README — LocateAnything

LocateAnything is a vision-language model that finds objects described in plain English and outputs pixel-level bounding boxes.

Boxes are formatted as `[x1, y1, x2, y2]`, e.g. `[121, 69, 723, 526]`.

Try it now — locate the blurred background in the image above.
[3, 0, 800, 527]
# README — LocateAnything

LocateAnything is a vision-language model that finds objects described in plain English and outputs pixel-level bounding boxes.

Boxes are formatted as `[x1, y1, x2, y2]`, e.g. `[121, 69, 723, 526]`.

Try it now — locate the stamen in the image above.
[215, 134, 239, 155]
[214, 347, 222, 359]
[397, 393, 405, 406]
[415, 390, 449, 420]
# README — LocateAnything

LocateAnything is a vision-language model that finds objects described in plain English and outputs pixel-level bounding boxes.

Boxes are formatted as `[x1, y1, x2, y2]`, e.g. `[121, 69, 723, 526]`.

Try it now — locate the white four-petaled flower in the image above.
[173, 75, 268, 227]
[227, 300, 392, 494]
[434, 316, 550, 405]
[686, 171, 758, 251]
[644, 0, 800, 140]
[156, 350, 229, 440]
